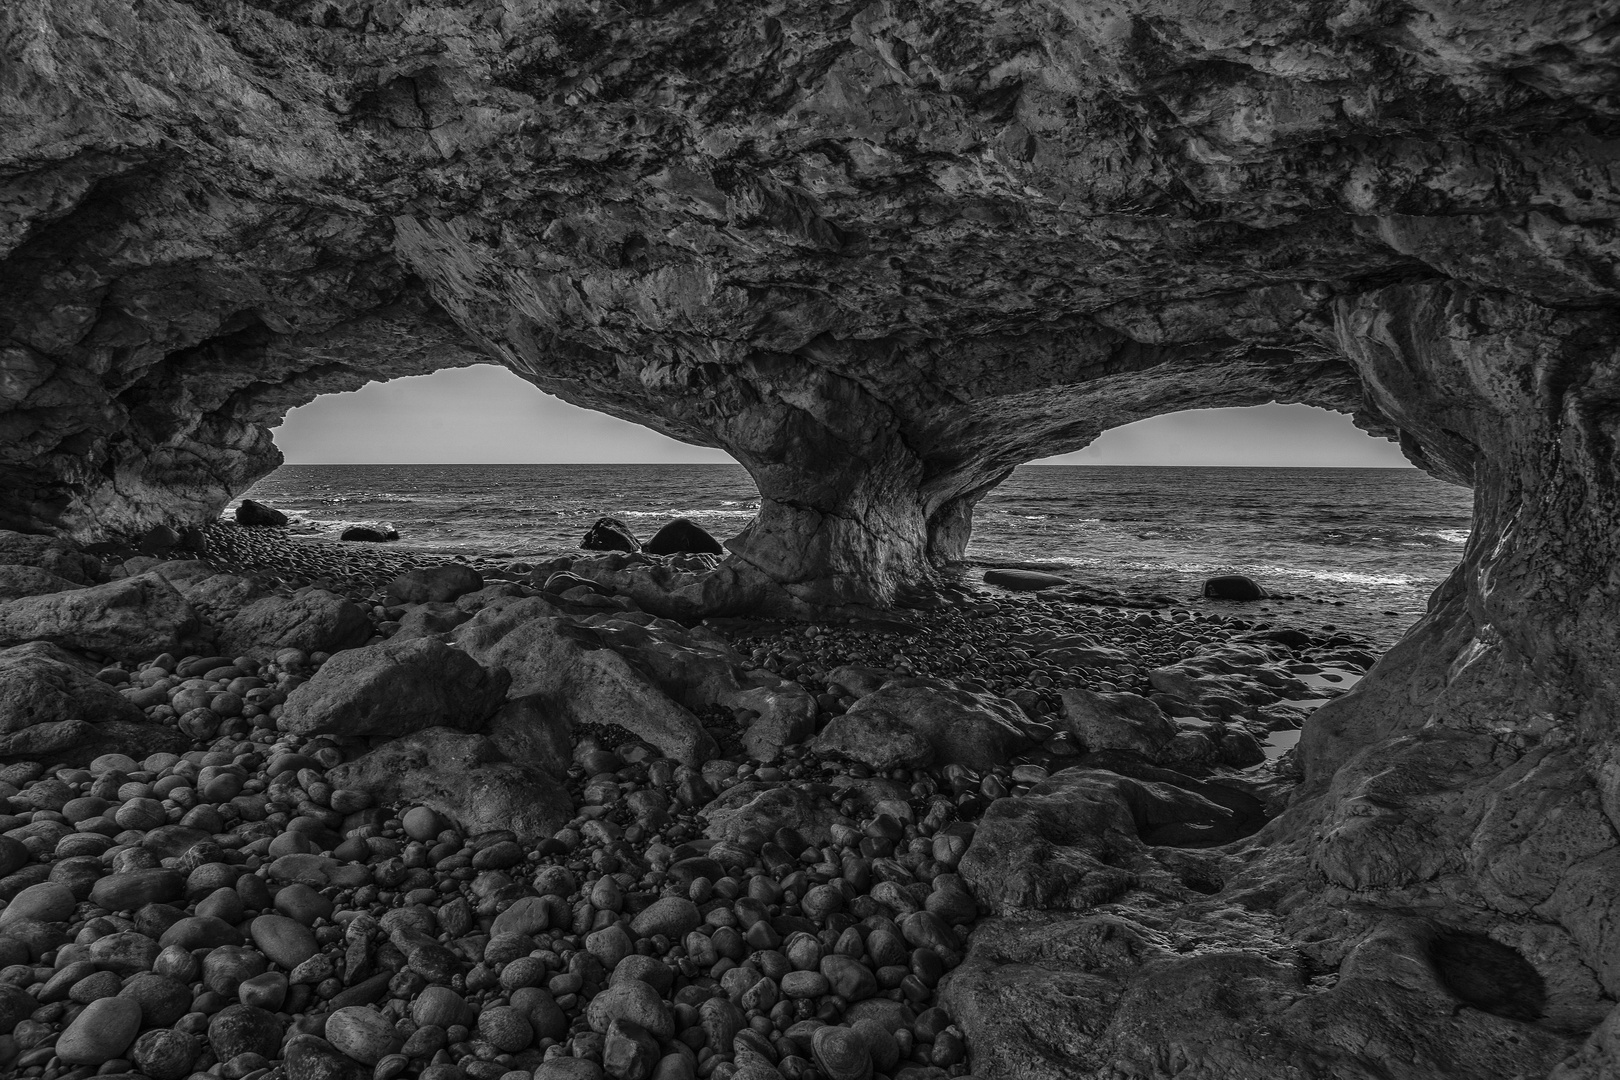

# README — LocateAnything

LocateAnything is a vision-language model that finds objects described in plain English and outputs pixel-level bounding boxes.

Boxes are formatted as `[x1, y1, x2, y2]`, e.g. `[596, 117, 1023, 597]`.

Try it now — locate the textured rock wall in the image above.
[15, 0, 1618, 590]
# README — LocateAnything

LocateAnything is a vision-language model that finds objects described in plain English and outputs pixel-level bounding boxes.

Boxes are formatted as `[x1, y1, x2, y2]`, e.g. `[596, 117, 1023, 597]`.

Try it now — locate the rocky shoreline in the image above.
[0, 523, 1378, 1080]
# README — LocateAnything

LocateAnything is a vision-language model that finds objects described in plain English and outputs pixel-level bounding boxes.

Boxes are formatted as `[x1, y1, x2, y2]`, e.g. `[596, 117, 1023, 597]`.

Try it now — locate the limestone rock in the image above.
[0, 643, 146, 759]
[278, 636, 509, 738]
[0, 564, 82, 600]
[484, 694, 573, 777]
[1057, 688, 1178, 762]
[385, 564, 483, 605]
[956, 768, 1238, 912]
[0, 532, 101, 585]
[983, 569, 1070, 591]
[0, 572, 196, 660]
[810, 677, 1032, 770]
[327, 727, 572, 842]
[454, 604, 717, 766]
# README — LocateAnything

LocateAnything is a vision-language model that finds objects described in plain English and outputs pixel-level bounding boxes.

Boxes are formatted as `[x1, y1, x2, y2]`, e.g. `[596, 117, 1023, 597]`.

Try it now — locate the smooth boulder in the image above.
[278, 636, 509, 738]
[1058, 688, 1179, 762]
[984, 568, 1071, 590]
[339, 523, 397, 542]
[1203, 574, 1268, 601]
[643, 517, 723, 556]
[581, 517, 641, 552]
[810, 676, 1034, 769]
[0, 530, 101, 584]
[235, 499, 289, 527]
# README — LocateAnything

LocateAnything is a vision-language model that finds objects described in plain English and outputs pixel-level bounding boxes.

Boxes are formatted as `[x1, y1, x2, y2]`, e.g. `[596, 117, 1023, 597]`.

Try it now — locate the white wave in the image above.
[617, 509, 758, 518]
[1425, 529, 1471, 545]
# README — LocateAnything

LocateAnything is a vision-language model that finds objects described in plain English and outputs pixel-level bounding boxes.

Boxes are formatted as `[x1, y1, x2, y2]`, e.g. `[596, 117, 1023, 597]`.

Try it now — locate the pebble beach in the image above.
[0, 522, 1384, 1080]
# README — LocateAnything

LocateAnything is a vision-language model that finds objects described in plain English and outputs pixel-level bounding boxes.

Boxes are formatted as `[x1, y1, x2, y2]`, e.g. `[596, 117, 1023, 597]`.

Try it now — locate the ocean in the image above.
[237, 464, 1474, 639]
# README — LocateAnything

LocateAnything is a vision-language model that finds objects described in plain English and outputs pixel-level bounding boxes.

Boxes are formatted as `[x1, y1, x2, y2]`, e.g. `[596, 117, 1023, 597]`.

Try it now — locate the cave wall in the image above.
[8, 0, 1616, 600]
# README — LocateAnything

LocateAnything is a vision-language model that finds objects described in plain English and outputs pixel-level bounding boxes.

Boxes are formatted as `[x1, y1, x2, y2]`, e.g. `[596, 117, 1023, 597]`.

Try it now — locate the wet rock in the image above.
[279, 635, 509, 738]
[340, 524, 397, 542]
[644, 518, 724, 556]
[236, 499, 289, 527]
[1202, 575, 1269, 601]
[582, 517, 641, 553]
[701, 781, 853, 846]
[983, 569, 1070, 591]
[328, 727, 573, 842]
[0, 572, 196, 659]
[455, 605, 717, 765]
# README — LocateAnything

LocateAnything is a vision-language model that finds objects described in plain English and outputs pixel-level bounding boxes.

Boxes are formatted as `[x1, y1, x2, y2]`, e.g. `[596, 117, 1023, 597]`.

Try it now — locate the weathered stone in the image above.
[582, 517, 640, 553]
[644, 518, 724, 556]
[279, 635, 509, 738]
[385, 564, 483, 605]
[235, 499, 288, 527]
[328, 727, 573, 842]
[0, 563, 81, 600]
[0, 643, 145, 759]
[810, 677, 1032, 769]
[1057, 688, 1178, 762]
[0, 573, 196, 660]
[455, 605, 717, 766]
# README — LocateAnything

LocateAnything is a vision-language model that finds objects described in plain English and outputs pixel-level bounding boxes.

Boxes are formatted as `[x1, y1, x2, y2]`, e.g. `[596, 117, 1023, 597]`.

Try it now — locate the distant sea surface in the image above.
[238, 464, 1473, 625]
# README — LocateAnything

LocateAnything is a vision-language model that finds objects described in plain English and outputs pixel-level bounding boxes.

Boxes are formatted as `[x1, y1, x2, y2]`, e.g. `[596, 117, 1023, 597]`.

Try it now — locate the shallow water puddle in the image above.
[1296, 668, 1365, 694]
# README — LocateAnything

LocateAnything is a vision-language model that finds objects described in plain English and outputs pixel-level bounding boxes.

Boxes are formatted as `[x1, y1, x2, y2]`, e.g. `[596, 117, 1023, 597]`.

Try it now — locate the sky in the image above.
[272, 363, 1413, 468]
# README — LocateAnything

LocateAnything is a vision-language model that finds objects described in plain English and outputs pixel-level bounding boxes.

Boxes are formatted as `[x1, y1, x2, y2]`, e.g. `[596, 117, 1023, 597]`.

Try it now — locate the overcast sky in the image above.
[272, 364, 1413, 468]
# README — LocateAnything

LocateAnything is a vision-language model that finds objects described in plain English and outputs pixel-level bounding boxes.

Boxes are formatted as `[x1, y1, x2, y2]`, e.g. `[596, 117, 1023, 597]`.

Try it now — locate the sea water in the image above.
[238, 464, 1473, 629]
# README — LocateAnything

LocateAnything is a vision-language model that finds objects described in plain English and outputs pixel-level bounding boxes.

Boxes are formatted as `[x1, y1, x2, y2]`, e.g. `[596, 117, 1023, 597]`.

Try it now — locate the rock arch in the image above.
[6, 2, 1620, 1072]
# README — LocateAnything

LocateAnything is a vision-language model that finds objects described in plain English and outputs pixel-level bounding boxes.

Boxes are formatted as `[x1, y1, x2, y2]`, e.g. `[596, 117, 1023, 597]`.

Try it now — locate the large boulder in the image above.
[1057, 689, 1179, 762]
[455, 603, 717, 766]
[1202, 575, 1269, 601]
[153, 564, 371, 659]
[385, 565, 484, 606]
[0, 565, 83, 601]
[235, 499, 288, 527]
[278, 636, 509, 738]
[0, 531, 101, 585]
[809, 676, 1034, 770]
[0, 572, 197, 660]
[581, 517, 640, 553]
[701, 781, 854, 846]
[328, 728, 572, 842]
[984, 569, 1071, 591]
[340, 524, 396, 542]
[957, 767, 1243, 912]
[0, 643, 146, 759]
[484, 694, 573, 777]
[644, 518, 724, 556]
